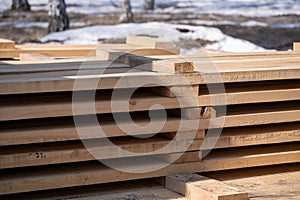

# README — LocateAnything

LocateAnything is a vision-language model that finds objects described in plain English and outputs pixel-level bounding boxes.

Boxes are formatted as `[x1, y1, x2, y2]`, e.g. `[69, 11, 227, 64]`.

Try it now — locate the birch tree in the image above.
[119, 0, 134, 23]
[11, 0, 31, 11]
[144, 0, 155, 11]
[48, 0, 70, 33]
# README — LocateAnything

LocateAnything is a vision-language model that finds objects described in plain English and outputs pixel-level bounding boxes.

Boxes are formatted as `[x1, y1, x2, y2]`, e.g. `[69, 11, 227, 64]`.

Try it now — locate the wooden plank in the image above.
[126, 36, 174, 49]
[166, 174, 248, 200]
[20, 54, 54, 61]
[0, 38, 15, 49]
[1, 123, 299, 169]
[0, 143, 298, 195]
[294, 42, 300, 52]
[0, 44, 141, 58]
[198, 80, 300, 106]
[205, 165, 300, 200]
[0, 136, 203, 169]
[0, 61, 130, 74]
[0, 103, 299, 146]
[1, 180, 167, 200]
[0, 92, 197, 121]
[1, 66, 300, 95]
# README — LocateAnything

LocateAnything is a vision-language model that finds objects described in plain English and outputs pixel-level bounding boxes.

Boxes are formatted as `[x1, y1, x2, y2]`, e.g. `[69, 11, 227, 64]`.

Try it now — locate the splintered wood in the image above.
[0, 37, 299, 198]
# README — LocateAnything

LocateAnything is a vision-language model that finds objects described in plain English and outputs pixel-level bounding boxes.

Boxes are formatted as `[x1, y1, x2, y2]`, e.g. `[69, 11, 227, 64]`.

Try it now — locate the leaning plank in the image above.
[166, 174, 248, 200]
[102, 51, 195, 73]
[0, 38, 15, 49]
[294, 42, 300, 52]
[0, 143, 298, 195]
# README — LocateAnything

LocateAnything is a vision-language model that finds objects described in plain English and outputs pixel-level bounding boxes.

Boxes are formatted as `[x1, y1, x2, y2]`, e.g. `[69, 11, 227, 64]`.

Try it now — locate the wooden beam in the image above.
[0, 38, 15, 49]
[166, 174, 248, 200]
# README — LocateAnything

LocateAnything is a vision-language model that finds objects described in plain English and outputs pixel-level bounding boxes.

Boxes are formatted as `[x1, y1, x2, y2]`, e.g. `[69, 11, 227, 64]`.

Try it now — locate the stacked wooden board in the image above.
[0, 38, 299, 197]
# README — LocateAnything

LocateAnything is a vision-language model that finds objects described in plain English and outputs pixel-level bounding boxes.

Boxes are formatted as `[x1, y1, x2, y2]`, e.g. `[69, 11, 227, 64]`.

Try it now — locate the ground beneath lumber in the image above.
[1, 10, 300, 51]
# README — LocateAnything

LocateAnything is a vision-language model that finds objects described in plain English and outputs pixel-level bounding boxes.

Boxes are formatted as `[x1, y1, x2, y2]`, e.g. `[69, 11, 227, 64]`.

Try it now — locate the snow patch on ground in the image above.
[41, 22, 267, 52]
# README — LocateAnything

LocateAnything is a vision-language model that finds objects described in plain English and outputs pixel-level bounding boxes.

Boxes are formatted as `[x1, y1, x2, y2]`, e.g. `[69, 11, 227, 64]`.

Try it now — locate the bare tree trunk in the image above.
[144, 0, 155, 10]
[119, 0, 134, 23]
[11, 0, 31, 11]
[48, 0, 69, 33]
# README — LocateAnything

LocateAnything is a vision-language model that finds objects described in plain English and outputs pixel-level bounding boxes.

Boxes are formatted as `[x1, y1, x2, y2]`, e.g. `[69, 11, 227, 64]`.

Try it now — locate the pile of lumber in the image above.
[0, 37, 299, 197]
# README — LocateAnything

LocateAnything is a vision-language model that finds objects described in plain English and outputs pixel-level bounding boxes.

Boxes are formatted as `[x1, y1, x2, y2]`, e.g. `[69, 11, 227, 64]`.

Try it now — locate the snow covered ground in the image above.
[1, 0, 300, 17]
[41, 22, 266, 53]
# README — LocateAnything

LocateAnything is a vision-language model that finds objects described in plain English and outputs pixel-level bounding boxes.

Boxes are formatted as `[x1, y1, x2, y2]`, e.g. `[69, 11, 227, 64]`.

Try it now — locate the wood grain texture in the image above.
[0, 143, 298, 195]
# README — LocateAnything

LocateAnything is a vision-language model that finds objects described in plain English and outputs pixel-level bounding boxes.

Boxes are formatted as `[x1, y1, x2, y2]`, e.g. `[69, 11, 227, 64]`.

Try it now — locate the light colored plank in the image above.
[294, 42, 300, 52]
[0, 103, 299, 146]
[1, 66, 300, 95]
[1, 123, 299, 169]
[0, 143, 298, 195]
[207, 166, 300, 200]
[20, 54, 54, 61]
[0, 92, 194, 121]
[126, 36, 174, 49]
[198, 80, 300, 106]
[0, 136, 202, 169]
[0, 38, 15, 49]
[0, 61, 130, 74]
[166, 174, 248, 200]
